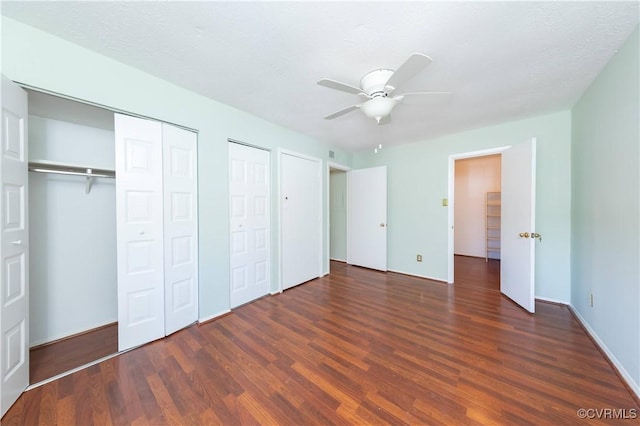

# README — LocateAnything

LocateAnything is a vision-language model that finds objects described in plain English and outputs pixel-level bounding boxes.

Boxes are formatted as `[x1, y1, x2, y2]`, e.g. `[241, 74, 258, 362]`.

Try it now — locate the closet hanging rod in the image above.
[28, 161, 115, 178]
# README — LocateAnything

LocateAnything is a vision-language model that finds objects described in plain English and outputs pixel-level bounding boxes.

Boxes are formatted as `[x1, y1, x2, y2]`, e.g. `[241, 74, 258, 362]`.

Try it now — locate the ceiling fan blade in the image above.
[324, 105, 360, 120]
[385, 53, 433, 92]
[317, 78, 363, 95]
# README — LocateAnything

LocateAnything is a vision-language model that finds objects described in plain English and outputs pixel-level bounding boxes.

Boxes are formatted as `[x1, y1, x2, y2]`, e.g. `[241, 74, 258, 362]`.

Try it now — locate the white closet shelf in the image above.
[28, 160, 115, 194]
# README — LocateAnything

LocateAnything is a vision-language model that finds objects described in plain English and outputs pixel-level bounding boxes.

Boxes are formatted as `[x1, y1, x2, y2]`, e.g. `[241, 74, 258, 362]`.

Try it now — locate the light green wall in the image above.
[1, 17, 352, 319]
[353, 110, 572, 302]
[571, 26, 639, 393]
[329, 171, 347, 261]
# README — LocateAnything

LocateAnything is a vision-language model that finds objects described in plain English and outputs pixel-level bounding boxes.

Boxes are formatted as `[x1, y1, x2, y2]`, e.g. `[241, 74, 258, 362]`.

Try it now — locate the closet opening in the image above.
[27, 90, 119, 384]
[23, 89, 201, 385]
[452, 154, 501, 291]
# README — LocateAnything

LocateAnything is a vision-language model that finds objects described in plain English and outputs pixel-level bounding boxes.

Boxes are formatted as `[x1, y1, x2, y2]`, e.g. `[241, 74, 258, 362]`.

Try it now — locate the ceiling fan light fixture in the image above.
[360, 96, 397, 123]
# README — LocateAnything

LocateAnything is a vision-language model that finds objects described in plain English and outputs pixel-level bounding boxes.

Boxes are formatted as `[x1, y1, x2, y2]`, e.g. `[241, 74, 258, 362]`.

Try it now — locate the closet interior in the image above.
[28, 91, 118, 383]
[25, 90, 199, 384]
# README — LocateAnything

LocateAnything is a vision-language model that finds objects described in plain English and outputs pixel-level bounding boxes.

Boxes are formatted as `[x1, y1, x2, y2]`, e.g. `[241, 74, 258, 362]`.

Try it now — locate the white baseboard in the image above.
[387, 268, 448, 284]
[330, 257, 347, 262]
[569, 305, 640, 399]
[535, 296, 569, 305]
[198, 309, 231, 324]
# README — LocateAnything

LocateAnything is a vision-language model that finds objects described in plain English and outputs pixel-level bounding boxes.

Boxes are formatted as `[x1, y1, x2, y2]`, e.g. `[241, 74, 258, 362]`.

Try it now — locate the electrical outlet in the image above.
[590, 293, 594, 307]
[417, 254, 422, 262]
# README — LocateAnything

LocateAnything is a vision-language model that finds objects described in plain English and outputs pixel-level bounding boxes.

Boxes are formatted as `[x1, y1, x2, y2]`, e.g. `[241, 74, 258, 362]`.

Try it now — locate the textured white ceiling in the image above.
[2, 1, 638, 152]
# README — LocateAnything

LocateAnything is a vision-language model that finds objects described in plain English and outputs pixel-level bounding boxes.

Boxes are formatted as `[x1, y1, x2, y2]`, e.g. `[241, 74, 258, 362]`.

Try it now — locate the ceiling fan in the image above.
[317, 53, 450, 125]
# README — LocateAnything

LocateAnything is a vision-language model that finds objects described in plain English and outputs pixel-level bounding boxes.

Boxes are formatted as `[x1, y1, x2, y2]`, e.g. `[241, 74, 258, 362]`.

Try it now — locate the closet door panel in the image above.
[1, 76, 29, 417]
[162, 123, 198, 335]
[115, 114, 164, 351]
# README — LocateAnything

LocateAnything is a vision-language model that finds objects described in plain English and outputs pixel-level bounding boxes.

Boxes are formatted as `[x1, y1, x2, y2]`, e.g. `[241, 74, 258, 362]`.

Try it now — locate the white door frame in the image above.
[325, 161, 350, 274]
[447, 146, 510, 283]
[278, 149, 323, 292]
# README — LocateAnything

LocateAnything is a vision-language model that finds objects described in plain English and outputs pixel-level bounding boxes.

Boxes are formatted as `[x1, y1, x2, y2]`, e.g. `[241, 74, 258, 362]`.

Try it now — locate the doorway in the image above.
[447, 147, 508, 285]
[453, 154, 501, 290]
[447, 139, 538, 313]
[328, 164, 349, 272]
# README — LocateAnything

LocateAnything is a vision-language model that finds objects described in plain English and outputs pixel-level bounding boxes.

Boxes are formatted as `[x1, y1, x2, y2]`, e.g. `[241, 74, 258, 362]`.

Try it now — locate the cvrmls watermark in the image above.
[576, 408, 637, 420]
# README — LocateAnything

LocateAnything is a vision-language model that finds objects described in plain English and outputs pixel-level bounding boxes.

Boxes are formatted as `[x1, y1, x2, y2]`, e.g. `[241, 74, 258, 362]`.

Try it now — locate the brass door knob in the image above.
[519, 232, 530, 238]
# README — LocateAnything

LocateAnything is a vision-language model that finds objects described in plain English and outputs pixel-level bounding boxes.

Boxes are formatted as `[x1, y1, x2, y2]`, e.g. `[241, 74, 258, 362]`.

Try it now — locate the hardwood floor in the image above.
[29, 323, 118, 385]
[454, 254, 500, 291]
[4, 261, 637, 425]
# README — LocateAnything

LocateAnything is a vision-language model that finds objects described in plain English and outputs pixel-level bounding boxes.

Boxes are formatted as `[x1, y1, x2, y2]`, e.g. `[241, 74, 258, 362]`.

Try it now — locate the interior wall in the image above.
[571, 25, 639, 395]
[329, 170, 347, 261]
[29, 115, 117, 346]
[2, 17, 353, 320]
[454, 155, 501, 258]
[352, 110, 572, 303]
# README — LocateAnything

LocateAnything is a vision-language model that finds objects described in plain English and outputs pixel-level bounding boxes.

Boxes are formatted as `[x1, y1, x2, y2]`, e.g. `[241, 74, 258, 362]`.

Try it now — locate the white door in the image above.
[0, 76, 29, 417]
[163, 123, 198, 335]
[281, 152, 321, 290]
[115, 114, 165, 351]
[501, 138, 537, 313]
[347, 166, 387, 271]
[229, 143, 270, 307]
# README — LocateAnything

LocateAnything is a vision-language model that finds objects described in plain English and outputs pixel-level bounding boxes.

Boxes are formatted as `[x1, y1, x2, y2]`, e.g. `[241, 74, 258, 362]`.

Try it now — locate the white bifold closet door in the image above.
[1, 76, 29, 418]
[115, 114, 198, 351]
[229, 142, 270, 308]
[162, 123, 198, 335]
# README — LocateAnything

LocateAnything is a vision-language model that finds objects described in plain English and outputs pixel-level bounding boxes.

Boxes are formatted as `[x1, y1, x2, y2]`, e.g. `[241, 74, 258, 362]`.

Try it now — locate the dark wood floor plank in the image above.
[3, 258, 638, 425]
[29, 322, 118, 384]
[55, 395, 75, 426]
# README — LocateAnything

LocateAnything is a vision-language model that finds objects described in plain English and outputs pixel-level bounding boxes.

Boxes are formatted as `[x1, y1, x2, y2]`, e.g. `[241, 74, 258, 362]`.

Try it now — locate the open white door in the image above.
[115, 114, 165, 351]
[281, 151, 321, 290]
[501, 138, 536, 313]
[163, 123, 198, 335]
[1, 76, 29, 417]
[229, 142, 270, 307]
[347, 166, 387, 271]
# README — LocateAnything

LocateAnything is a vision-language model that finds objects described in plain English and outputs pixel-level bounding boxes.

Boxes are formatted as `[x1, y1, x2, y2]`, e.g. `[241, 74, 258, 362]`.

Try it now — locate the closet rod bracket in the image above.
[85, 172, 96, 194]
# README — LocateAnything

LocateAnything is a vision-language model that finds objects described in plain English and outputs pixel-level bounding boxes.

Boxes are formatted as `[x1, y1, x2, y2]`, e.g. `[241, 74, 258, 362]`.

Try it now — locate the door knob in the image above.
[380, 223, 386, 227]
[531, 232, 542, 241]
[519, 232, 530, 238]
